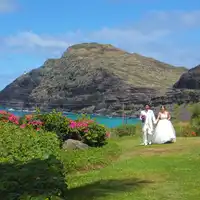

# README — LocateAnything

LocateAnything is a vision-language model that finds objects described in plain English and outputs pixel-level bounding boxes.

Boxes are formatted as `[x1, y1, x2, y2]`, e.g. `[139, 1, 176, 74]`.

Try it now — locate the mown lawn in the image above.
[1, 137, 199, 199]
[67, 137, 200, 200]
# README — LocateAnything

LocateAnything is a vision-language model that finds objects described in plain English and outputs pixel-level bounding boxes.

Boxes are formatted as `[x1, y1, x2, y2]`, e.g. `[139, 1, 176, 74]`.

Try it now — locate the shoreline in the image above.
[0, 106, 138, 119]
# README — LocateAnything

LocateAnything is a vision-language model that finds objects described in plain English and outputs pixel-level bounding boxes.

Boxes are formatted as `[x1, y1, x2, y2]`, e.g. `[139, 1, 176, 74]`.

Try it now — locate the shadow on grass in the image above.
[0, 156, 153, 200]
[67, 178, 153, 200]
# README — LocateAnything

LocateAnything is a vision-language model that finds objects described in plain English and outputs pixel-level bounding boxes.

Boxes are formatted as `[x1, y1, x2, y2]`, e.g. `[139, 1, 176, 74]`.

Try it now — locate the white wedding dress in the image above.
[152, 112, 176, 144]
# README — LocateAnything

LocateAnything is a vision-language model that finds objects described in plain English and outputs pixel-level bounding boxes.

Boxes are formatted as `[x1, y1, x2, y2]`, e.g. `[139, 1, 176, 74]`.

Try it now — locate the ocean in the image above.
[0, 107, 140, 128]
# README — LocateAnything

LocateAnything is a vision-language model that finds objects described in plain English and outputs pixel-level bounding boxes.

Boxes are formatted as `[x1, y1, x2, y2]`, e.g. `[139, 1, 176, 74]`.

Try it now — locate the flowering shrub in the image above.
[191, 131, 197, 136]
[183, 130, 197, 137]
[0, 109, 107, 147]
[190, 117, 200, 136]
[83, 121, 107, 147]
[69, 118, 107, 147]
[173, 121, 198, 137]
[36, 111, 107, 147]
[106, 131, 111, 138]
[0, 110, 19, 125]
[19, 114, 43, 131]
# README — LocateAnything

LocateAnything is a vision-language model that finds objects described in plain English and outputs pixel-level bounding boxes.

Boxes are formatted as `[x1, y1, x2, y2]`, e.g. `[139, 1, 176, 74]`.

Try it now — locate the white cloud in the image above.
[2, 28, 170, 59]
[5, 32, 69, 48]
[2, 10, 200, 67]
[0, 0, 17, 13]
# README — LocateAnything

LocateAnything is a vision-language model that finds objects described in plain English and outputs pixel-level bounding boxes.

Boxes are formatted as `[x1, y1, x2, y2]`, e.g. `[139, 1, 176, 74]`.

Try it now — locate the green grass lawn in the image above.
[1, 137, 200, 199]
[67, 137, 200, 200]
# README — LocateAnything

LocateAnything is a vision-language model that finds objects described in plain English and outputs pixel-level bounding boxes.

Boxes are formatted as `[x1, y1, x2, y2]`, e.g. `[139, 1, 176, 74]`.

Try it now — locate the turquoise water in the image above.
[0, 108, 140, 128]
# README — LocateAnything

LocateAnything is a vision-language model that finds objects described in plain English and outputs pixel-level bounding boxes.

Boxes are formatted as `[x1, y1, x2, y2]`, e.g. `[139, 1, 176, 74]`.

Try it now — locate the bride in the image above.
[152, 105, 176, 144]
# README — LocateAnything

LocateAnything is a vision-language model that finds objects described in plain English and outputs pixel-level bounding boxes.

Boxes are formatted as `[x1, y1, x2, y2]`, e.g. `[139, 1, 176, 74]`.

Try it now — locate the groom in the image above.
[139, 104, 156, 146]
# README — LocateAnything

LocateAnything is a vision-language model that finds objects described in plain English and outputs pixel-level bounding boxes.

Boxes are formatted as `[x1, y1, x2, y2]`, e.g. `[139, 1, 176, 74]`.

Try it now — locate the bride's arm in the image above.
[152, 111, 156, 124]
[155, 112, 160, 124]
[167, 112, 171, 120]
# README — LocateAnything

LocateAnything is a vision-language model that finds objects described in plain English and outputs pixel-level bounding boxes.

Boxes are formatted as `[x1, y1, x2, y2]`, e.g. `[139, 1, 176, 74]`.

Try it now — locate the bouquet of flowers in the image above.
[141, 115, 146, 123]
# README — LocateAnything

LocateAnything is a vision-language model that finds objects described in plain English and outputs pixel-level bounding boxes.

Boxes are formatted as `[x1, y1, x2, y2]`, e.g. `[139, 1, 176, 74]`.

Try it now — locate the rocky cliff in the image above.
[174, 65, 200, 89]
[0, 43, 187, 116]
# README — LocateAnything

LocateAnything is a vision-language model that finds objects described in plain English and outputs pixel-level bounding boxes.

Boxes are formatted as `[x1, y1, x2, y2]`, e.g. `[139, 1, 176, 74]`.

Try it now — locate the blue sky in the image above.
[0, 0, 200, 90]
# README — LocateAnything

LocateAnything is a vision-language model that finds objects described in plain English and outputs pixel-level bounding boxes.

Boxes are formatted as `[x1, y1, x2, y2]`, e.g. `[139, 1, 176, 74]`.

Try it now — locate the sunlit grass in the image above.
[68, 137, 200, 200]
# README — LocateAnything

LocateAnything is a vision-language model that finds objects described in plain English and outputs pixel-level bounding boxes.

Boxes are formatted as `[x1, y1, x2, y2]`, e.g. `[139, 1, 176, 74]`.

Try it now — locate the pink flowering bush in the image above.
[19, 114, 43, 131]
[0, 109, 107, 147]
[69, 118, 107, 147]
[36, 111, 107, 147]
[0, 110, 19, 125]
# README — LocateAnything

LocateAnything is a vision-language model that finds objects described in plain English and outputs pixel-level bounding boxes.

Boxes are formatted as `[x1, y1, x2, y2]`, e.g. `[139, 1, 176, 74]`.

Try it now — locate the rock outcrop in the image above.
[0, 43, 187, 115]
[62, 139, 89, 150]
[174, 65, 200, 89]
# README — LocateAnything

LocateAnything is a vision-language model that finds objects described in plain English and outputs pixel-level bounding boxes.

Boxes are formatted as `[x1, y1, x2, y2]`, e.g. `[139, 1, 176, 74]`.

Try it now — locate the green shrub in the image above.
[173, 122, 197, 137]
[172, 104, 181, 122]
[82, 121, 107, 147]
[0, 122, 67, 199]
[68, 115, 107, 147]
[0, 122, 60, 163]
[0, 156, 67, 200]
[0, 109, 108, 147]
[186, 103, 200, 136]
[112, 124, 136, 137]
[36, 110, 70, 142]
[190, 103, 200, 120]
[190, 118, 200, 136]
[173, 122, 184, 137]
[60, 141, 121, 172]
[37, 111, 107, 147]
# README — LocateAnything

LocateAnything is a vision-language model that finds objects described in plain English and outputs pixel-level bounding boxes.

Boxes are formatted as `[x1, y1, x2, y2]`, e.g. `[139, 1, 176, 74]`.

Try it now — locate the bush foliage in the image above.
[172, 103, 200, 137]
[173, 122, 196, 137]
[112, 124, 137, 137]
[36, 110, 70, 142]
[0, 156, 67, 200]
[0, 109, 108, 147]
[188, 103, 200, 136]
[0, 119, 66, 199]
[37, 111, 107, 147]
[0, 122, 60, 163]
[0, 117, 121, 199]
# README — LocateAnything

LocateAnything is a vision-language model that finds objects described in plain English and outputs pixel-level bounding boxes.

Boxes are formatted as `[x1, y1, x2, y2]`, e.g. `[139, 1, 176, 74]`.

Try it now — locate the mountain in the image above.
[0, 43, 187, 115]
[150, 64, 200, 113]
[174, 64, 200, 89]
